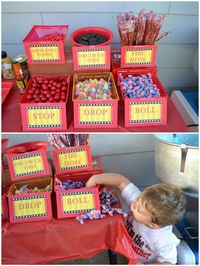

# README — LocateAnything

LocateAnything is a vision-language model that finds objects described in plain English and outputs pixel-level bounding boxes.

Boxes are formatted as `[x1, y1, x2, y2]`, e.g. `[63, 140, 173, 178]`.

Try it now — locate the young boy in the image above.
[86, 173, 186, 265]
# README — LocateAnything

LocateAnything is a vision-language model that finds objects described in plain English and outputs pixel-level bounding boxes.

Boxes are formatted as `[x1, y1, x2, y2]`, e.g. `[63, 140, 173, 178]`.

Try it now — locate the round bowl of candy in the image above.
[70, 26, 113, 46]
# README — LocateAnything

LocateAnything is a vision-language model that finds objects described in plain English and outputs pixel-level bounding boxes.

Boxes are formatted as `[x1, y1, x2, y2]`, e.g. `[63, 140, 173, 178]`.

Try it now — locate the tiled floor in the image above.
[52, 251, 127, 264]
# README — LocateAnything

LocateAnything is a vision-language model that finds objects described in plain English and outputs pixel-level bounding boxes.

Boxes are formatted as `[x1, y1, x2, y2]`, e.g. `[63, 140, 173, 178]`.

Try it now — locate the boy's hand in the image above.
[85, 176, 97, 188]
[85, 173, 130, 191]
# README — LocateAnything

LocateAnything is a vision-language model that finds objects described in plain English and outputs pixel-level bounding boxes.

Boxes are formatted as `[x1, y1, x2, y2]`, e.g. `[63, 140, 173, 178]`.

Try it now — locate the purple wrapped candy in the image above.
[115, 208, 127, 217]
[76, 188, 127, 224]
[76, 210, 105, 224]
[55, 178, 85, 191]
[119, 73, 160, 99]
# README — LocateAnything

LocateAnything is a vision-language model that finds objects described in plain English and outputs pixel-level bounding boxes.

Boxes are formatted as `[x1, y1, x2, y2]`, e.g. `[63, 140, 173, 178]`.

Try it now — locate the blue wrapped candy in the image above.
[119, 73, 160, 99]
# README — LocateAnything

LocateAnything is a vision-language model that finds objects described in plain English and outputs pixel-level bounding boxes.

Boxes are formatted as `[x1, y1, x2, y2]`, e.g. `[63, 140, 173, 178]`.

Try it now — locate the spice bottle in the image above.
[1, 51, 15, 79]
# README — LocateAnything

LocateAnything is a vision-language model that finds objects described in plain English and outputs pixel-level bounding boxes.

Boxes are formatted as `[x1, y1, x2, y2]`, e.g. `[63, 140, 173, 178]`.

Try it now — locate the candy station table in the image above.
[2, 193, 137, 265]
[2, 80, 188, 132]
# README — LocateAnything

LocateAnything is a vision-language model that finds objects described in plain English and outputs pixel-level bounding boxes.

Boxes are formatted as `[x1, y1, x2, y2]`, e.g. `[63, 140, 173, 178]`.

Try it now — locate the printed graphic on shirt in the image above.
[125, 213, 153, 261]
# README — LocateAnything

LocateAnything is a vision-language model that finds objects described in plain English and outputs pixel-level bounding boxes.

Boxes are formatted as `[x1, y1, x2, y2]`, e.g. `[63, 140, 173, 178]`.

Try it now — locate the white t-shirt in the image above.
[121, 183, 180, 264]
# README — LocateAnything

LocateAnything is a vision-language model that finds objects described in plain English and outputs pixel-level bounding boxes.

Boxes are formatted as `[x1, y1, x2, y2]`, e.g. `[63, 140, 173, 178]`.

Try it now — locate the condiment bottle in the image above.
[1, 51, 15, 79]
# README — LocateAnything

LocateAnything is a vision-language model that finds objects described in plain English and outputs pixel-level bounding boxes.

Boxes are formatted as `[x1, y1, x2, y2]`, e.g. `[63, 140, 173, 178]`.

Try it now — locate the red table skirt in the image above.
[2, 213, 137, 264]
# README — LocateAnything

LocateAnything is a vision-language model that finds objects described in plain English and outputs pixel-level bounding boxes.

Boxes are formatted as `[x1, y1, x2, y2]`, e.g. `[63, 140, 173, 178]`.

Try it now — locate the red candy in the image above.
[25, 77, 68, 103]
[38, 33, 65, 41]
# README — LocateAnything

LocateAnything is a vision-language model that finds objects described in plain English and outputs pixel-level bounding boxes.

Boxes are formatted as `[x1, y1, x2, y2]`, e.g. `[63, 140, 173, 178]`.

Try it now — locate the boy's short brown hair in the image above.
[140, 183, 186, 226]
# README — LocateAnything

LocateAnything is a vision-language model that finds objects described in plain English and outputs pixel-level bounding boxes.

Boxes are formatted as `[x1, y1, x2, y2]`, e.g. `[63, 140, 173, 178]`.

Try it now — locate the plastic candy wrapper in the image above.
[117, 10, 168, 45]
[119, 73, 160, 99]
[76, 188, 127, 224]
[55, 178, 85, 191]
[48, 134, 89, 148]
[76, 210, 105, 224]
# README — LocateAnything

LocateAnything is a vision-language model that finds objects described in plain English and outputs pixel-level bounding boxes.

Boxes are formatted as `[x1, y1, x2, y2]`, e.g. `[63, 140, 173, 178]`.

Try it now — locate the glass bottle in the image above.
[1, 51, 15, 79]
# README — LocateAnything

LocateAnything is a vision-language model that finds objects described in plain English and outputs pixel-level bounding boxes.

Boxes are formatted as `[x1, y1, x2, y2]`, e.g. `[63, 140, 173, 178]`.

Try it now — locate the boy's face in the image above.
[130, 197, 159, 228]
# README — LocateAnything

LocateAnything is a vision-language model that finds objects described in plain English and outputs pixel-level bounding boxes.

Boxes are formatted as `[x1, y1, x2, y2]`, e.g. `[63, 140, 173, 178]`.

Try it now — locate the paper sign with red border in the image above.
[53, 145, 93, 175]
[121, 45, 157, 68]
[7, 148, 51, 182]
[72, 45, 110, 71]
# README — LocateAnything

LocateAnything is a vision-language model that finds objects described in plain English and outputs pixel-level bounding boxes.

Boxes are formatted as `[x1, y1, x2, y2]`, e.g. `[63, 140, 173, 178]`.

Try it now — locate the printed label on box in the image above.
[73, 46, 110, 70]
[29, 45, 60, 62]
[12, 153, 45, 177]
[58, 149, 88, 170]
[26, 106, 62, 128]
[79, 103, 113, 124]
[61, 191, 95, 214]
[129, 102, 162, 123]
[125, 48, 153, 65]
[53, 145, 92, 174]
[12, 195, 47, 219]
[121, 46, 157, 68]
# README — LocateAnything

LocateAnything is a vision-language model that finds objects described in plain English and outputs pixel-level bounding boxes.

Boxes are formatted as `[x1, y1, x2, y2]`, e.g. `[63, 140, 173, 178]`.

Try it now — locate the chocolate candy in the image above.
[75, 33, 108, 45]
[75, 78, 113, 100]
[119, 73, 160, 99]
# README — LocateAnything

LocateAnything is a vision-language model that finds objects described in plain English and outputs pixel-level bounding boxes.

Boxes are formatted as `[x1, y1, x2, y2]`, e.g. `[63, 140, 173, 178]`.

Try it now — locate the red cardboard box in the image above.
[119, 68, 168, 127]
[2, 139, 9, 174]
[20, 74, 70, 131]
[121, 45, 157, 68]
[54, 173, 100, 219]
[72, 72, 119, 128]
[8, 177, 53, 223]
[52, 145, 93, 175]
[2, 185, 10, 221]
[23, 25, 68, 64]
[5, 142, 51, 182]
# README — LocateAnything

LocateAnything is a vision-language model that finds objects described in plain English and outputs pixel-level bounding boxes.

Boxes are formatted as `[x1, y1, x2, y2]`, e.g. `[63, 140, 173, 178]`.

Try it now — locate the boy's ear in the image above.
[149, 223, 161, 229]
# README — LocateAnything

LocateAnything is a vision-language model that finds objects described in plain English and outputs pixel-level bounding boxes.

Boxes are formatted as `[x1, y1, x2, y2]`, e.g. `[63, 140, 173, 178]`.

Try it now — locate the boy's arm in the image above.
[85, 173, 131, 191]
